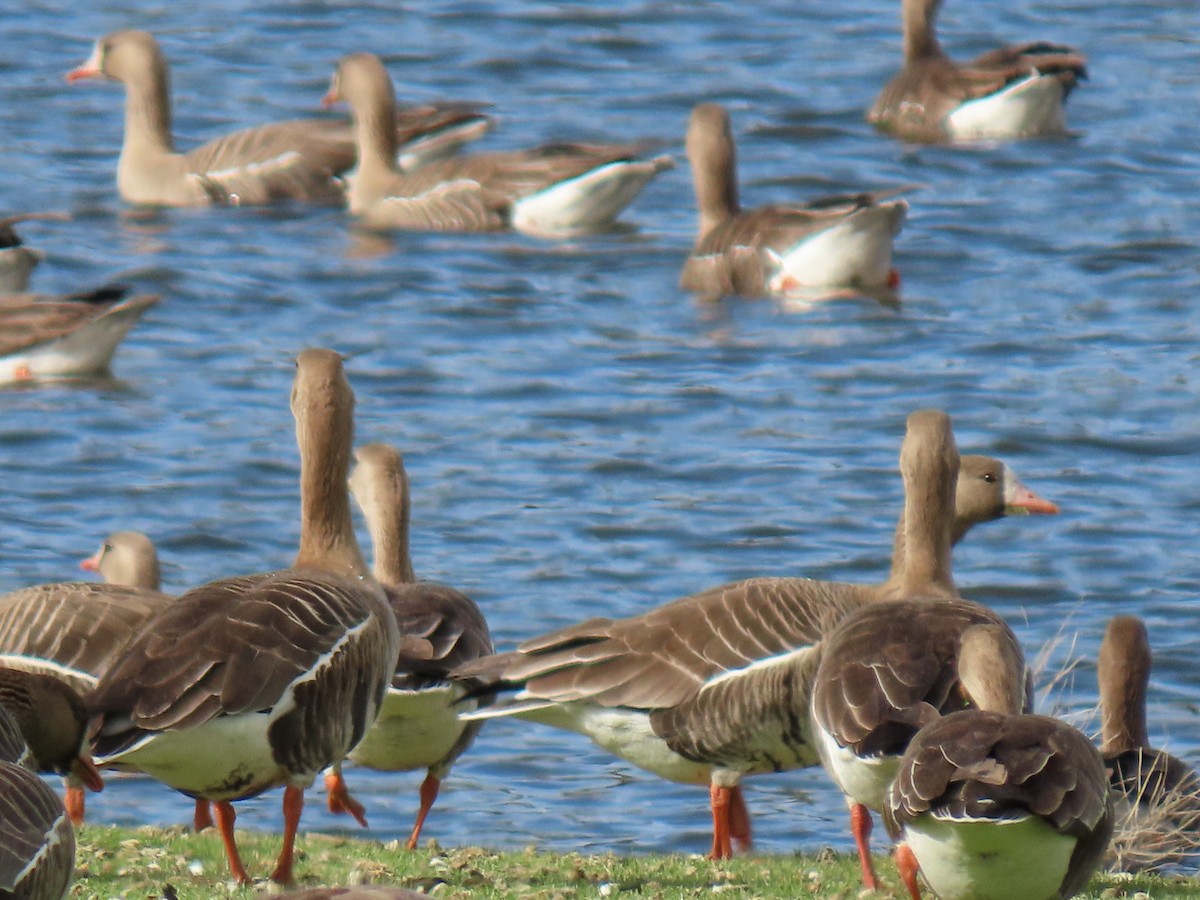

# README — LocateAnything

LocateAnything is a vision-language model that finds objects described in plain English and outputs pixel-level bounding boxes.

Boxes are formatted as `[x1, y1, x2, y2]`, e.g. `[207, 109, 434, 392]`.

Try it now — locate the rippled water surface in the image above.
[2, 0, 1200, 858]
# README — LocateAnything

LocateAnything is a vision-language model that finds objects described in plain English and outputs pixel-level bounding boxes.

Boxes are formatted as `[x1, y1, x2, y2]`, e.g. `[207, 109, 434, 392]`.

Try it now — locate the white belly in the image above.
[813, 723, 899, 812]
[348, 684, 470, 772]
[946, 73, 1067, 141]
[904, 812, 1076, 900]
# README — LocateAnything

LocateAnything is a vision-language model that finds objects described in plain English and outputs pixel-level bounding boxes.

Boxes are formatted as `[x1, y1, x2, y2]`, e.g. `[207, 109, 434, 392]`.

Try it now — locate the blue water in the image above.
[2, 0, 1199, 860]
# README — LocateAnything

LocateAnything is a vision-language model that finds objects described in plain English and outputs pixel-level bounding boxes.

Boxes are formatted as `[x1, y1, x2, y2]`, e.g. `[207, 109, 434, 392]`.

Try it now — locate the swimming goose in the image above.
[0, 213, 70, 293]
[809, 410, 1031, 890]
[67, 30, 492, 207]
[679, 103, 910, 301]
[87, 349, 400, 886]
[456, 419, 1052, 859]
[868, 0, 1087, 143]
[1098, 615, 1200, 872]
[322, 442, 494, 849]
[325, 53, 673, 235]
[885, 624, 1112, 900]
[0, 285, 158, 384]
[0, 708, 76, 900]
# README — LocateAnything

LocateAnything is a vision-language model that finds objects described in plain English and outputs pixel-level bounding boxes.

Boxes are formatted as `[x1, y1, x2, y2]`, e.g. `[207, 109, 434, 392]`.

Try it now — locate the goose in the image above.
[87, 349, 400, 886]
[884, 624, 1112, 900]
[809, 410, 1032, 890]
[455, 421, 1056, 859]
[320, 442, 494, 850]
[0, 707, 76, 900]
[0, 285, 158, 384]
[264, 889, 428, 900]
[66, 30, 492, 207]
[325, 53, 673, 235]
[0, 213, 70, 294]
[1098, 615, 1200, 872]
[868, 0, 1087, 143]
[0, 531, 172, 823]
[679, 103, 910, 301]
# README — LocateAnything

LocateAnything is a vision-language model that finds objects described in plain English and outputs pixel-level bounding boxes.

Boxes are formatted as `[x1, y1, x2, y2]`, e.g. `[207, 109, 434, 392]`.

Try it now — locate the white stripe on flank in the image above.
[700, 645, 813, 691]
[0, 655, 96, 687]
[13, 808, 68, 886]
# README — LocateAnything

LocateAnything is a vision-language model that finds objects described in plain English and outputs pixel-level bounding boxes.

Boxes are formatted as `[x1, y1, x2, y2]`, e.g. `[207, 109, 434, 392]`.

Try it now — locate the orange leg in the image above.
[851, 802, 879, 890]
[728, 785, 753, 852]
[269, 785, 305, 885]
[708, 783, 734, 860]
[405, 772, 442, 850]
[213, 800, 253, 886]
[324, 769, 369, 828]
[193, 799, 214, 832]
[63, 785, 85, 826]
[895, 842, 922, 900]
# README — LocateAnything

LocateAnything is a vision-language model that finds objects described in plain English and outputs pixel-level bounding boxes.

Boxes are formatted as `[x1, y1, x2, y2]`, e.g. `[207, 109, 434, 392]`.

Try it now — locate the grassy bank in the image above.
[71, 824, 1200, 898]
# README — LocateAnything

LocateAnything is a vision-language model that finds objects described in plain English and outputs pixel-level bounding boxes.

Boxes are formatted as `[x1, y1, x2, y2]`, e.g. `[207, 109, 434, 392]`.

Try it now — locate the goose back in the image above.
[0, 762, 75, 900]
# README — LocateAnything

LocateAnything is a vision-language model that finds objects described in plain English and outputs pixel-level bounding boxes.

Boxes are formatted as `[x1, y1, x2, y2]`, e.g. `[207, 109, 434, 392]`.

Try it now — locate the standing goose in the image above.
[680, 103, 910, 301]
[0, 707, 76, 900]
[322, 442, 494, 850]
[0, 285, 158, 384]
[456, 419, 1055, 859]
[809, 410, 1031, 890]
[0, 213, 70, 294]
[87, 349, 400, 886]
[884, 624, 1112, 900]
[66, 30, 492, 207]
[868, 0, 1087, 143]
[325, 53, 673, 235]
[1098, 616, 1200, 872]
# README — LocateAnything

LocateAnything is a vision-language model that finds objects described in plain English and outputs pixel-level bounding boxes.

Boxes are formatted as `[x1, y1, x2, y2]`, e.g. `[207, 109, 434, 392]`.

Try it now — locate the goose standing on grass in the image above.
[324, 53, 673, 235]
[0, 530, 171, 824]
[679, 102, 911, 301]
[0, 706, 76, 900]
[87, 349, 400, 886]
[885, 624, 1112, 900]
[1098, 615, 1200, 872]
[0, 285, 158, 384]
[809, 410, 1032, 890]
[455, 418, 1056, 859]
[0, 213, 70, 293]
[321, 442, 494, 849]
[868, 0, 1087, 143]
[66, 30, 492, 207]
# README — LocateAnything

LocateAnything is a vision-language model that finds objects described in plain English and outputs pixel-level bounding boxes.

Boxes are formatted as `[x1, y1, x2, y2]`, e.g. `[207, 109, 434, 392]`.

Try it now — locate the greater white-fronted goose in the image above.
[809, 410, 1030, 890]
[87, 349, 399, 886]
[79, 530, 161, 589]
[679, 103, 910, 301]
[0, 529, 170, 824]
[868, 0, 1087, 143]
[325, 53, 673, 235]
[456, 415, 1052, 859]
[1098, 615, 1200, 872]
[0, 285, 158, 384]
[885, 624, 1112, 900]
[0, 706, 76, 900]
[0, 213, 70, 294]
[67, 30, 492, 207]
[322, 443, 494, 849]
[0, 668, 103, 800]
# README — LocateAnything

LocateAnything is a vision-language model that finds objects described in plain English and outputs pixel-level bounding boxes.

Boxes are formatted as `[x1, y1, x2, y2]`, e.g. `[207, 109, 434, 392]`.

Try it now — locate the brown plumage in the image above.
[67, 31, 491, 207]
[869, 0, 1086, 143]
[0, 760, 76, 900]
[87, 349, 399, 886]
[679, 102, 910, 300]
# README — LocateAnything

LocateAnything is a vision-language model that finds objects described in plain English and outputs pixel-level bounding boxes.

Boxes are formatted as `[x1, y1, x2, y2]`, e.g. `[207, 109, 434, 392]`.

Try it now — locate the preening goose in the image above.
[809, 410, 1031, 890]
[0, 707, 76, 900]
[868, 0, 1087, 143]
[87, 349, 399, 886]
[680, 103, 910, 301]
[0, 213, 70, 293]
[0, 285, 158, 384]
[322, 442, 494, 850]
[885, 624, 1112, 900]
[325, 53, 673, 234]
[1098, 615, 1200, 872]
[456, 420, 1054, 859]
[67, 30, 492, 207]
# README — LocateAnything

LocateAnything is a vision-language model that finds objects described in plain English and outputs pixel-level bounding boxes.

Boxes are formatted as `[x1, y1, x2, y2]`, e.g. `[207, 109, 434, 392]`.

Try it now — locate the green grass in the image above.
[70, 825, 1200, 899]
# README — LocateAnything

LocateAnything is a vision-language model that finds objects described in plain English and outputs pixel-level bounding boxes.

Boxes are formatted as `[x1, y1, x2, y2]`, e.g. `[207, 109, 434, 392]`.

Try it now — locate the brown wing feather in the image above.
[386, 582, 493, 690]
[0, 763, 74, 896]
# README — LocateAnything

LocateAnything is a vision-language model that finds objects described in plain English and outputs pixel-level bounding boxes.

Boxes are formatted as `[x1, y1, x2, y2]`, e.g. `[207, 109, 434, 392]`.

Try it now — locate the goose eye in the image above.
[982, 473, 997, 483]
